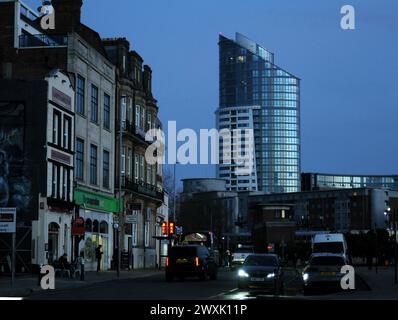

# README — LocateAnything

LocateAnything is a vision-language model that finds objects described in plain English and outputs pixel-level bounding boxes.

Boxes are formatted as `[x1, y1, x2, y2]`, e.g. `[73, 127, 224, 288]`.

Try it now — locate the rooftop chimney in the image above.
[51, 0, 83, 32]
[143, 65, 152, 96]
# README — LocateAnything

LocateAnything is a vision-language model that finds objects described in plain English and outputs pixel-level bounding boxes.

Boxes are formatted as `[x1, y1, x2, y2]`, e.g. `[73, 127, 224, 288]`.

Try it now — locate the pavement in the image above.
[0, 269, 163, 298]
[352, 266, 398, 299]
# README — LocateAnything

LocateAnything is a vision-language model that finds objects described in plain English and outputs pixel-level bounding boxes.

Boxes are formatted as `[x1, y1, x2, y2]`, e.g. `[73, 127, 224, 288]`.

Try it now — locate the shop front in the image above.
[32, 196, 74, 267]
[74, 188, 119, 271]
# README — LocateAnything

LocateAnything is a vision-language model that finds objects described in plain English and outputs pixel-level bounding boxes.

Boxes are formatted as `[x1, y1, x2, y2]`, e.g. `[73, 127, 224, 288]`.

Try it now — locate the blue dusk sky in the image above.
[25, 0, 398, 186]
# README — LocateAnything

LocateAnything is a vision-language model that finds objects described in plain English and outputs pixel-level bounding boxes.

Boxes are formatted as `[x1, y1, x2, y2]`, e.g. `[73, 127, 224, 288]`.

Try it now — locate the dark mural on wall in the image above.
[0, 80, 46, 272]
[0, 102, 32, 217]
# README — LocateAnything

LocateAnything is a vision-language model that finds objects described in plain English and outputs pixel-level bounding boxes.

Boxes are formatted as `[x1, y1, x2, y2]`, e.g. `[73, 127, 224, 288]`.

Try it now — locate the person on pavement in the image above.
[95, 245, 103, 272]
[59, 254, 70, 270]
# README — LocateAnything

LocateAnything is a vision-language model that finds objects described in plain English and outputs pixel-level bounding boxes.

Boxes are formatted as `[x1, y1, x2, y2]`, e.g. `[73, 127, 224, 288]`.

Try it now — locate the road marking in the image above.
[0, 297, 23, 300]
[208, 288, 239, 299]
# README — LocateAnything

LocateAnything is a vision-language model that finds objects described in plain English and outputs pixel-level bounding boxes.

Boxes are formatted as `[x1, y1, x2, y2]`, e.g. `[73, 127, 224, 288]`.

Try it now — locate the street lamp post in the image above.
[117, 96, 126, 278]
[210, 206, 213, 232]
[394, 208, 397, 285]
[172, 161, 181, 223]
[173, 162, 176, 223]
[375, 223, 378, 274]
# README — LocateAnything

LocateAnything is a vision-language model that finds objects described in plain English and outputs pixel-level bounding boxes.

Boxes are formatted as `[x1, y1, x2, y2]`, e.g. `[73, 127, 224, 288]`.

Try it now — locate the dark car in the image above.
[302, 253, 349, 295]
[166, 245, 218, 281]
[237, 254, 284, 294]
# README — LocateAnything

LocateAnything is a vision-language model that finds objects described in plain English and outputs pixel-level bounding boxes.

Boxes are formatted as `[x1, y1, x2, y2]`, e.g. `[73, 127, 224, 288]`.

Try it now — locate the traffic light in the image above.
[169, 222, 175, 235]
[161, 222, 167, 235]
[161, 222, 175, 236]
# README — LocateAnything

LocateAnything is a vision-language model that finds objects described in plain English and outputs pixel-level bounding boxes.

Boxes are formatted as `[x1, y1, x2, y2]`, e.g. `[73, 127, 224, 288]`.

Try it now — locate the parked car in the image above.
[302, 253, 349, 295]
[166, 245, 218, 281]
[237, 254, 284, 294]
[232, 246, 255, 268]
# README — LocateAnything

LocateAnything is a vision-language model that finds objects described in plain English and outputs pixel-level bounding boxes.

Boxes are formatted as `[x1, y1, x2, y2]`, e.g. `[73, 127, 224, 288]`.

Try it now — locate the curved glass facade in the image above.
[218, 33, 301, 193]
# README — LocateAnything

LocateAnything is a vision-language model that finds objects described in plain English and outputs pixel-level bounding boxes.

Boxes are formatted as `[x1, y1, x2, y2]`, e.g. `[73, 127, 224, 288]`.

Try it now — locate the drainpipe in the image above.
[117, 91, 123, 277]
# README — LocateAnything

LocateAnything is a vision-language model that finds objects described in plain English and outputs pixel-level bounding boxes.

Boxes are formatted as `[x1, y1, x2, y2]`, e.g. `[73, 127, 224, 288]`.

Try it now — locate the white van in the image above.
[311, 233, 349, 260]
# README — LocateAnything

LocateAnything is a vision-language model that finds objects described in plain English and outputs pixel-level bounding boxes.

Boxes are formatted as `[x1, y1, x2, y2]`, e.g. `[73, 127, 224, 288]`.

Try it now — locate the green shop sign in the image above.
[74, 188, 120, 213]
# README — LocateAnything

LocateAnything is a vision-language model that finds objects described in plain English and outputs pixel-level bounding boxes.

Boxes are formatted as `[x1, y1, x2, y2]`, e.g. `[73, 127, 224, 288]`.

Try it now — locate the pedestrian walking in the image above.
[77, 251, 85, 281]
[95, 245, 103, 272]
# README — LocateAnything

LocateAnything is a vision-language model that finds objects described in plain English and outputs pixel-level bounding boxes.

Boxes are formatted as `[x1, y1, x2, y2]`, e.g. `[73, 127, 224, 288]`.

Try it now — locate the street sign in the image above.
[125, 215, 137, 224]
[72, 217, 85, 236]
[0, 208, 16, 233]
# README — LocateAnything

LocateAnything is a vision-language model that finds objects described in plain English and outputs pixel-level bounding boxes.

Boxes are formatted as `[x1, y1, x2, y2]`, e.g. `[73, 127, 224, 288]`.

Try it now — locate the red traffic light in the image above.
[169, 222, 175, 235]
[161, 222, 175, 235]
[161, 222, 168, 235]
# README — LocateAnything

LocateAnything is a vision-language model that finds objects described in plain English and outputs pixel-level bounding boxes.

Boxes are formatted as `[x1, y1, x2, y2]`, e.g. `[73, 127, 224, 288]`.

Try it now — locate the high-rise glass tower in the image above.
[216, 33, 301, 193]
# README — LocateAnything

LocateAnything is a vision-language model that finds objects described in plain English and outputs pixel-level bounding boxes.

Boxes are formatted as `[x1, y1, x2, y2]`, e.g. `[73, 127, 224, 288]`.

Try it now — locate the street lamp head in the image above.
[387, 207, 392, 212]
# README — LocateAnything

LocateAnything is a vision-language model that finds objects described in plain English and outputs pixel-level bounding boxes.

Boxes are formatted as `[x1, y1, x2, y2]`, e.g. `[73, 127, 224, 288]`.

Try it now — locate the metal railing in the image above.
[116, 121, 155, 143]
[19, 34, 68, 48]
[117, 176, 163, 201]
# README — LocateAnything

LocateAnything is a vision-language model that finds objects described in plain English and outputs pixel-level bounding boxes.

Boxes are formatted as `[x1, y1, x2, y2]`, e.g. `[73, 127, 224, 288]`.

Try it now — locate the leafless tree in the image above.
[163, 165, 182, 221]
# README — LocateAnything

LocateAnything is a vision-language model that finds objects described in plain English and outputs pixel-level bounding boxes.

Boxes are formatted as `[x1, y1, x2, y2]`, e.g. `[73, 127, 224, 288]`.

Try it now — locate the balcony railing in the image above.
[117, 121, 155, 144]
[19, 34, 68, 48]
[117, 176, 163, 201]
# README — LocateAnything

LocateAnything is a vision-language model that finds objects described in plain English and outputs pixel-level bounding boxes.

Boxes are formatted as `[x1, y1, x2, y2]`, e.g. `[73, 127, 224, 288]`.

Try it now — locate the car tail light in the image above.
[195, 257, 199, 267]
[166, 257, 169, 267]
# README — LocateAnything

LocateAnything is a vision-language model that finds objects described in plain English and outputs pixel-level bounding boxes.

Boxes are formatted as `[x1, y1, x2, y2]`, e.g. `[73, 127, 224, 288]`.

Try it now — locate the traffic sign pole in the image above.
[11, 232, 15, 288]
[0, 208, 17, 287]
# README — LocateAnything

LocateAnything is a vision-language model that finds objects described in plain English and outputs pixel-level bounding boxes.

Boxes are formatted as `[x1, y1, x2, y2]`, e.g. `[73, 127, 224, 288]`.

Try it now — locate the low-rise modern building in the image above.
[302, 172, 398, 191]
[250, 203, 296, 254]
[179, 177, 398, 256]
[249, 188, 398, 232]
[180, 179, 262, 250]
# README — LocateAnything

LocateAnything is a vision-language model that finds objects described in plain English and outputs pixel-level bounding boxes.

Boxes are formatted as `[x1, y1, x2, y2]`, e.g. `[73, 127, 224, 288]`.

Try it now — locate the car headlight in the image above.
[303, 273, 309, 281]
[238, 270, 249, 278]
[267, 273, 275, 279]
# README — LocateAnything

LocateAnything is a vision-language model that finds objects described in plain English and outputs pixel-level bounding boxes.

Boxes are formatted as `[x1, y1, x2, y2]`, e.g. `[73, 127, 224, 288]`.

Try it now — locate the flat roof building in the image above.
[302, 172, 398, 191]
